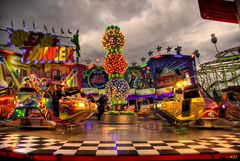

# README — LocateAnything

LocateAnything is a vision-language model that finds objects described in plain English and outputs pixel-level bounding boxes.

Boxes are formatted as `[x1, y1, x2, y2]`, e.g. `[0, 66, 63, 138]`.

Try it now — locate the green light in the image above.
[140, 63, 147, 68]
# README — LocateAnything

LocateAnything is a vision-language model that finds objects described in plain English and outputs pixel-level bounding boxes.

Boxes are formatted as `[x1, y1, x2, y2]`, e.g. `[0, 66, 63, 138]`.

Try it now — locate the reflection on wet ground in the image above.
[1, 118, 239, 141]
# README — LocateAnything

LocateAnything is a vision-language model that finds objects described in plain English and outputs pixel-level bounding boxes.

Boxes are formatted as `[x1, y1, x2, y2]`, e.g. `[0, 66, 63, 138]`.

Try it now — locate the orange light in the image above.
[0, 49, 16, 55]
[103, 53, 128, 75]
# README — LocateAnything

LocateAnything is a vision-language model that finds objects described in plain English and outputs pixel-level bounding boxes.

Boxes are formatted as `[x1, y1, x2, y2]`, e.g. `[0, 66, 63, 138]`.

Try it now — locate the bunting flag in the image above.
[44, 25, 48, 32]
[61, 28, 64, 34]
[76, 29, 79, 34]
[33, 22, 35, 30]
[52, 27, 55, 33]
[68, 29, 72, 34]
[11, 20, 14, 28]
[23, 20, 25, 28]
[71, 32, 81, 57]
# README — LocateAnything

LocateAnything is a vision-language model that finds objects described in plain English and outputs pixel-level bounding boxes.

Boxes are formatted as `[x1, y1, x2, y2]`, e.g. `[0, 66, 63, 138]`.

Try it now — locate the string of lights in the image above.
[102, 25, 129, 107]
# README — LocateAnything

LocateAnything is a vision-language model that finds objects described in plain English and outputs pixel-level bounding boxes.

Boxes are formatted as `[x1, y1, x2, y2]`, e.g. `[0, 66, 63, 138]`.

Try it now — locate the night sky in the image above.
[0, 0, 239, 66]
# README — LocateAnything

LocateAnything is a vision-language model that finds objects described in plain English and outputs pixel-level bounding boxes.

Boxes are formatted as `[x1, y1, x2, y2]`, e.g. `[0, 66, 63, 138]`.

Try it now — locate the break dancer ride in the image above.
[154, 68, 236, 128]
[0, 57, 97, 128]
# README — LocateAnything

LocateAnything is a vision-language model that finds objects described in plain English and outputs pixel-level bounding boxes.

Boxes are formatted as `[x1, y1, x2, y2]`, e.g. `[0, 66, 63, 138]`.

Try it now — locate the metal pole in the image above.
[235, 0, 240, 27]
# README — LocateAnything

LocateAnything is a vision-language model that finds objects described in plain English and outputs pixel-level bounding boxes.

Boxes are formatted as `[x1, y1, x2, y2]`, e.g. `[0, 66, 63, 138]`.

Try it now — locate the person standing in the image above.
[96, 94, 107, 120]
[87, 95, 95, 103]
[51, 84, 61, 118]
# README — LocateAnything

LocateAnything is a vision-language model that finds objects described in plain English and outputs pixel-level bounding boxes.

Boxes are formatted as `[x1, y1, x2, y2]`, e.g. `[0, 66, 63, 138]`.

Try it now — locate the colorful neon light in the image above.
[23, 46, 74, 63]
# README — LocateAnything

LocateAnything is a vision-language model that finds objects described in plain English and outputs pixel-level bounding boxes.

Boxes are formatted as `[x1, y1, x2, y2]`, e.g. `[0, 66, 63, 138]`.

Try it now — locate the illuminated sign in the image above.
[158, 72, 182, 88]
[136, 88, 156, 95]
[156, 87, 173, 96]
[88, 69, 108, 89]
[7, 28, 59, 48]
[22, 46, 74, 64]
[81, 88, 99, 94]
[83, 67, 108, 89]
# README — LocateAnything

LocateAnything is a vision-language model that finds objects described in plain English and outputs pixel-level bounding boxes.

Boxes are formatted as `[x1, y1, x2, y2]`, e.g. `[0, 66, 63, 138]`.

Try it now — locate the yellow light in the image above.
[78, 102, 85, 108]
[74, 103, 78, 107]
[176, 80, 189, 88]
[183, 80, 188, 86]
[176, 82, 183, 88]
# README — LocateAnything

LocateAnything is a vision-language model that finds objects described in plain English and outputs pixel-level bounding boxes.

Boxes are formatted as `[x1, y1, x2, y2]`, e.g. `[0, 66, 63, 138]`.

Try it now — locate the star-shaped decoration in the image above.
[166, 46, 172, 53]
[156, 46, 162, 52]
[131, 61, 137, 67]
[85, 58, 91, 64]
[147, 50, 153, 56]
[140, 56, 146, 62]
[95, 58, 101, 63]
[175, 46, 182, 55]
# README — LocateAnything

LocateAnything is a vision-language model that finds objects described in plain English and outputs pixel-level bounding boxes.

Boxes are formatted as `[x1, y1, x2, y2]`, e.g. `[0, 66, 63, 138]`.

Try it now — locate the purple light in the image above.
[40, 60, 45, 64]
[34, 60, 38, 64]
[174, 55, 183, 58]
[6, 28, 13, 34]
[21, 57, 24, 62]
[22, 48, 26, 53]
[68, 60, 72, 63]
[7, 38, 11, 44]
[10, 45, 15, 50]
[26, 61, 31, 64]
[47, 60, 52, 63]
[55, 60, 59, 63]
[157, 92, 174, 99]
[126, 94, 156, 101]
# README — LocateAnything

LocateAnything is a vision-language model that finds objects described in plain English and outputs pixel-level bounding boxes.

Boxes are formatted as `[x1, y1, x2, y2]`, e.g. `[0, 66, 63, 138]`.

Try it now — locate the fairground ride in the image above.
[197, 46, 240, 97]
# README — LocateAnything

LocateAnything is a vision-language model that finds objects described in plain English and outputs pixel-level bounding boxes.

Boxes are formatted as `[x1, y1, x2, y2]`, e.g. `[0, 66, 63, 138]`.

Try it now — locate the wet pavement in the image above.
[0, 117, 239, 141]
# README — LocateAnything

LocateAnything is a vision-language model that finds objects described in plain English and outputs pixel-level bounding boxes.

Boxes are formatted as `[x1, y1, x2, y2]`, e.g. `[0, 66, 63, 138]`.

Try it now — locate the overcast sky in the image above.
[0, 0, 239, 67]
